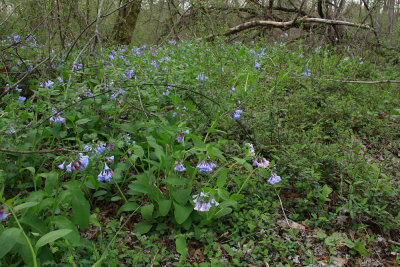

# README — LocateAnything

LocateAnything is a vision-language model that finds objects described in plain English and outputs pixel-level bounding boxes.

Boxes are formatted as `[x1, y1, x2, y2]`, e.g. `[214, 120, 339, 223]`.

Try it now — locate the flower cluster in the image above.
[41, 80, 54, 89]
[73, 62, 82, 71]
[246, 143, 255, 157]
[247, 143, 281, 185]
[233, 110, 242, 120]
[193, 192, 219, 212]
[196, 74, 208, 82]
[97, 163, 114, 182]
[253, 157, 270, 168]
[58, 153, 89, 172]
[110, 89, 125, 100]
[176, 130, 189, 143]
[122, 69, 134, 79]
[302, 67, 311, 77]
[49, 109, 66, 124]
[174, 161, 186, 172]
[196, 160, 217, 173]
[268, 173, 281, 185]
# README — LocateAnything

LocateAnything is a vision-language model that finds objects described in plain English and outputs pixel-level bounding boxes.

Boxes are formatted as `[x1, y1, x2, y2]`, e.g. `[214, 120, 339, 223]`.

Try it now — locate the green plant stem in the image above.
[7, 204, 37, 267]
[237, 168, 257, 194]
[113, 179, 128, 203]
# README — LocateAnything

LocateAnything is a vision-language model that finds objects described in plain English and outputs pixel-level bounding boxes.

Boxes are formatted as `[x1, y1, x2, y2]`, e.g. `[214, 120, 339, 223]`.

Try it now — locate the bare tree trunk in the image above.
[376, 0, 380, 36]
[114, 0, 142, 45]
[388, 0, 394, 39]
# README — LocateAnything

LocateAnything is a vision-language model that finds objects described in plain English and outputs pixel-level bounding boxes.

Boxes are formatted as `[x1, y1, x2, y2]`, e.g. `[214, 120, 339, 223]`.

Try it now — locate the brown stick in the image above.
[200, 17, 372, 41]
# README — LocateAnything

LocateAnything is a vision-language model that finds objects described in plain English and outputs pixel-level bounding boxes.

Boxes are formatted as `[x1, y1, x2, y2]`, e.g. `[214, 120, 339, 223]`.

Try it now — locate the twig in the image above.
[64, 0, 136, 62]
[0, 146, 82, 154]
[277, 192, 290, 227]
[135, 77, 149, 120]
[65, 35, 95, 97]
[0, 56, 51, 99]
[388, 240, 400, 246]
[0, 3, 21, 27]
[93, 0, 106, 84]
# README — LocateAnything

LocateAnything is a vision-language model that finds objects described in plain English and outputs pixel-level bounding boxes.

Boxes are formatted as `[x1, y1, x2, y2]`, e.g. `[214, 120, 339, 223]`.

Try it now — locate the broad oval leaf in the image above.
[35, 229, 72, 249]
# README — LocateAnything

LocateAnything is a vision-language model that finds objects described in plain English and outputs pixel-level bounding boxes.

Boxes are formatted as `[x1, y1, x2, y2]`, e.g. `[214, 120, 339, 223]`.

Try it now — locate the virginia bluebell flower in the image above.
[174, 161, 186, 172]
[302, 67, 311, 77]
[150, 60, 159, 68]
[196, 160, 216, 173]
[78, 153, 89, 171]
[73, 62, 82, 71]
[0, 206, 8, 221]
[58, 161, 66, 170]
[107, 156, 114, 164]
[268, 173, 281, 185]
[196, 74, 208, 82]
[123, 69, 134, 79]
[98, 163, 114, 182]
[192, 192, 219, 212]
[253, 157, 270, 168]
[233, 110, 242, 120]
[246, 143, 255, 157]
[44, 80, 54, 89]
[5, 125, 15, 134]
[66, 163, 72, 172]
[49, 109, 66, 124]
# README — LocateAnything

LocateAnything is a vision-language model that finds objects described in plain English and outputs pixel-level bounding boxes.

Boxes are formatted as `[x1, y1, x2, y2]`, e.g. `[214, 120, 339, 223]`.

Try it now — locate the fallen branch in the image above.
[0, 146, 82, 154]
[200, 16, 372, 41]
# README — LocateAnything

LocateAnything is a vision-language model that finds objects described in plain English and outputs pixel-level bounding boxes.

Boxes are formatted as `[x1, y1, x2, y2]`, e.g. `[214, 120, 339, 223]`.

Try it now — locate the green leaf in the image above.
[20, 213, 48, 235]
[52, 216, 80, 244]
[134, 222, 152, 235]
[141, 204, 154, 220]
[35, 229, 72, 249]
[158, 199, 171, 216]
[117, 202, 140, 215]
[191, 135, 206, 150]
[217, 168, 230, 188]
[174, 202, 192, 224]
[164, 175, 187, 186]
[172, 189, 191, 205]
[20, 167, 36, 176]
[230, 194, 244, 201]
[321, 184, 333, 197]
[134, 146, 144, 159]
[176, 237, 188, 258]
[0, 228, 21, 259]
[14, 202, 40, 211]
[213, 207, 232, 219]
[40, 172, 58, 195]
[65, 183, 90, 230]
[75, 118, 91, 125]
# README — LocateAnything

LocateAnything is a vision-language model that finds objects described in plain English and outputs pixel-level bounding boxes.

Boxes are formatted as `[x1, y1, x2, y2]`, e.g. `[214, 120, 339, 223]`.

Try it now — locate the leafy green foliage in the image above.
[0, 36, 399, 265]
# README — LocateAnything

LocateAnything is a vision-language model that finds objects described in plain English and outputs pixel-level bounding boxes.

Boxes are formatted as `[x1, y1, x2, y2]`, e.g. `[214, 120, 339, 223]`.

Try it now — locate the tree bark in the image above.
[388, 0, 394, 38]
[114, 0, 142, 45]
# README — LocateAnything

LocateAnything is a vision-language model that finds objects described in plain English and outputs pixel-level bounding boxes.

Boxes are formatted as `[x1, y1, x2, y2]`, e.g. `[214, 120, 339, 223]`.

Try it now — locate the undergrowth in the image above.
[0, 36, 400, 266]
